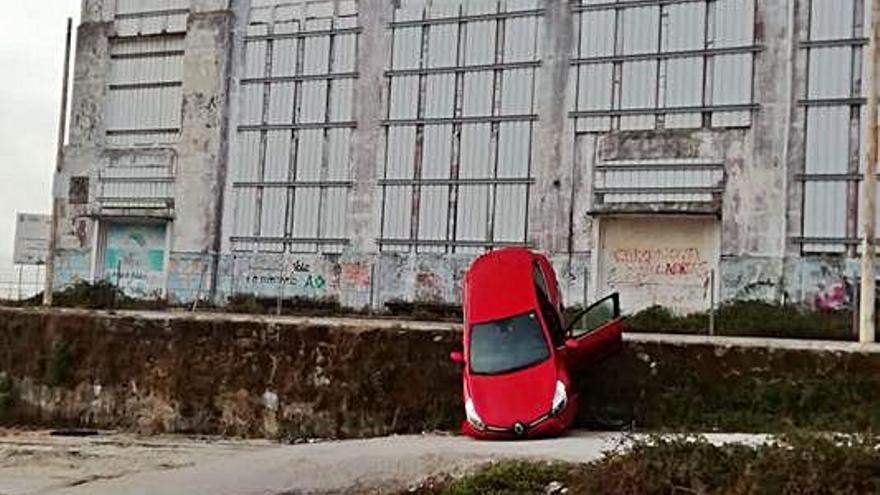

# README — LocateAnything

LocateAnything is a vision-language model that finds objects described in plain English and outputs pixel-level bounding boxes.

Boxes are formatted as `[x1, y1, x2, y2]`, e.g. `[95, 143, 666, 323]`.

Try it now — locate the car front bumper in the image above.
[460, 398, 577, 440]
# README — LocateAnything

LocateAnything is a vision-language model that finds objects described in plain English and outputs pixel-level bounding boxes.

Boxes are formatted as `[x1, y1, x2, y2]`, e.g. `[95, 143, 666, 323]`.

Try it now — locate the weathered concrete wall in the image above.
[0, 308, 460, 439]
[212, 252, 590, 311]
[54, 0, 871, 315]
[2, 308, 879, 437]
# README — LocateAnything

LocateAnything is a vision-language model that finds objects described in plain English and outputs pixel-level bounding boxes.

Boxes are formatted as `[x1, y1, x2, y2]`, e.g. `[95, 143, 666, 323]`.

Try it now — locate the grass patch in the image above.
[624, 301, 855, 341]
[225, 294, 344, 316]
[0, 372, 14, 416]
[45, 340, 73, 387]
[408, 433, 880, 495]
[49, 281, 167, 310]
[415, 460, 570, 495]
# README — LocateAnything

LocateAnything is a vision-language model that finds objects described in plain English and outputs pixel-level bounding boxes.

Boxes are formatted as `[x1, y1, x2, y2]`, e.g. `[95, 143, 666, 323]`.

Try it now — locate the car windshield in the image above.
[469, 312, 550, 375]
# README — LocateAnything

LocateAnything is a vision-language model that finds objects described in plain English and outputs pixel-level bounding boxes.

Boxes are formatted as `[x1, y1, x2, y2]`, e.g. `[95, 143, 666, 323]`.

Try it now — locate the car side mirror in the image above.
[564, 339, 579, 352]
[450, 351, 464, 364]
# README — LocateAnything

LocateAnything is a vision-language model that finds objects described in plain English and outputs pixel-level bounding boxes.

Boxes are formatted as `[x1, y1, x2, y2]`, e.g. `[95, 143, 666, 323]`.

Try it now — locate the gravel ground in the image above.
[0, 429, 771, 495]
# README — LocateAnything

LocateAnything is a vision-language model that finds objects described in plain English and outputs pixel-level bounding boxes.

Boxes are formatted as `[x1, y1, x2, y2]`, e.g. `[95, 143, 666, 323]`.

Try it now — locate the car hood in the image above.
[467, 358, 557, 427]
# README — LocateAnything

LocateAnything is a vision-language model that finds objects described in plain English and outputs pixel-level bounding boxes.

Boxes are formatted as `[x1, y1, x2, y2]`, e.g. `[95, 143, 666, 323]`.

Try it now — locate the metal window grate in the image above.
[799, 0, 874, 255]
[571, 0, 758, 133]
[106, 35, 185, 147]
[379, 0, 541, 254]
[230, 0, 358, 254]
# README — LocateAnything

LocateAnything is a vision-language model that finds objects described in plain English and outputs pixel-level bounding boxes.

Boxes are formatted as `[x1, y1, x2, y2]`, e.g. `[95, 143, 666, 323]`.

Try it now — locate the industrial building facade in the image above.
[52, 0, 876, 314]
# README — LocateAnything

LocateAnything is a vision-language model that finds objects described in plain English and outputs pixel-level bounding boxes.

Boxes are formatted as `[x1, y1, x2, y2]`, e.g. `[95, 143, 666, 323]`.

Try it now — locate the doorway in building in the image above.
[596, 216, 720, 315]
[100, 222, 168, 298]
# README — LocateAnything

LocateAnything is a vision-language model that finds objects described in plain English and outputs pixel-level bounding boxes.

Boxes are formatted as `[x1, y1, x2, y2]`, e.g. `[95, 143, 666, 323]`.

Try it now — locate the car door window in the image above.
[568, 294, 620, 338]
[533, 265, 564, 347]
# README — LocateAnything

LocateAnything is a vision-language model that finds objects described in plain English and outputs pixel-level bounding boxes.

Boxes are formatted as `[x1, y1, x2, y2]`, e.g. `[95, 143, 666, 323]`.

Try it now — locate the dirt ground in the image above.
[0, 428, 772, 495]
[0, 428, 275, 495]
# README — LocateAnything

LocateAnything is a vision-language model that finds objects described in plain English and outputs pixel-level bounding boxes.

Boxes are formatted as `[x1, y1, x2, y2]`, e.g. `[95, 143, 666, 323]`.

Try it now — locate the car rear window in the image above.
[469, 312, 550, 375]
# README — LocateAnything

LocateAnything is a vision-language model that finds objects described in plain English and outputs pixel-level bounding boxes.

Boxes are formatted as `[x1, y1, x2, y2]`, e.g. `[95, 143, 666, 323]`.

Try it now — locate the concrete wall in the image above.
[2, 308, 879, 437]
[52, 0, 872, 314]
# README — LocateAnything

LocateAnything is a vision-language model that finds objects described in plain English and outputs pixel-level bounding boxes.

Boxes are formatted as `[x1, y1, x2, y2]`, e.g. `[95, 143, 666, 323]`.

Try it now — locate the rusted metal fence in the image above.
[0, 266, 44, 302]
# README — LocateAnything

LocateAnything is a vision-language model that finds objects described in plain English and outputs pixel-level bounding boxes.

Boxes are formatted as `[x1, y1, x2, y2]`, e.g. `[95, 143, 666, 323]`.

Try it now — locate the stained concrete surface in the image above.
[0, 429, 771, 495]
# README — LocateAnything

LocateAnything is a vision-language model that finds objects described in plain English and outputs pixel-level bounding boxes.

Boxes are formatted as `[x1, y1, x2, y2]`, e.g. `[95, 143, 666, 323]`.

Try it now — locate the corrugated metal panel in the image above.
[422, 125, 453, 180]
[115, 0, 189, 37]
[117, 0, 189, 14]
[425, 74, 455, 118]
[808, 47, 852, 99]
[235, 133, 262, 182]
[804, 182, 848, 253]
[579, 9, 614, 57]
[428, 24, 459, 67]
[622, 7, 659, 55]
[711, 53, 753, 127]
[663, 2, 705, 128]
[665, 3, 704, 51]
[620, 61, 657, 130]
[460, 124, 493, 179]
[462, 72, 494, 116]
[465, 0, 497, 16]
[505, 16, 537, 63]
[810, 0, 855, 41]
[575, 8, 615, 132]
[390, 77, 419, 119]
[664, 58, 703, 128]
[805, 107, 849, 175]
[497, 122, 530, 178]
[710, 0, 754, 127]
[106, 36, 184, 147]
[98, 153, 175, 210]
[595, 159, 724, 206]
[419, 124, 453, 244]
[386, 127, 417, 179]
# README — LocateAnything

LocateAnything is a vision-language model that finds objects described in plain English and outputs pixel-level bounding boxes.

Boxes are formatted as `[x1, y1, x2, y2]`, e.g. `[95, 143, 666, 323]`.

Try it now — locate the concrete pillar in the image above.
[346, 0, 393, 254]
[53, 4, 112, 286]
[528, 0, 575, 255]
[67, 21, 109, 149]
[173, 8, 234, 256]
[719, 0, 792, 300]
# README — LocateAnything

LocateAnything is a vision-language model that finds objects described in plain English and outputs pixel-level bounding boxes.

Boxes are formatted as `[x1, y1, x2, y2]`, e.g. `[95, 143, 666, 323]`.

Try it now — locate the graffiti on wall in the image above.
[814, 278, 853, 312]
[339, 262, 371, 290]
[103, 223, 166, 298]
[611, 248, 709, 279]
[234, 257, 330, 296]
[601, 218, 720, 315]
[605, 247, 712, 313]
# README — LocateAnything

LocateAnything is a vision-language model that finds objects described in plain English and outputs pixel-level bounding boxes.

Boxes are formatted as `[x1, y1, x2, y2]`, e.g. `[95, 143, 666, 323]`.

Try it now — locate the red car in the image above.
[450, 247, 623, 439]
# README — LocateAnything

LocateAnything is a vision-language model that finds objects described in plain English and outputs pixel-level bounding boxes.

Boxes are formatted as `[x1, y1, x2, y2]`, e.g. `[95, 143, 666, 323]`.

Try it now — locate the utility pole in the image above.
[44, 18, 73, 307]
[861, 0, 880, 343]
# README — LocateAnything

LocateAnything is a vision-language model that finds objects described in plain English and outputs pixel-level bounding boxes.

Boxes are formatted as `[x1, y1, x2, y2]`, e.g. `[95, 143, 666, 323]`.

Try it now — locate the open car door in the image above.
[565, 293, 623, 369]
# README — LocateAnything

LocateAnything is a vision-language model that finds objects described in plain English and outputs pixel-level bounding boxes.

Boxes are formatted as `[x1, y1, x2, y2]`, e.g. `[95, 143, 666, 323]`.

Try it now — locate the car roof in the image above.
[464, 247, 538, 325]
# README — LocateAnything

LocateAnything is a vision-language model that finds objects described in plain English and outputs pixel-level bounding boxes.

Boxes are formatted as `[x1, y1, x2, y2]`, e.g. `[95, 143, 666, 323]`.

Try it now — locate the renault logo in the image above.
[513, 422, 525, 436]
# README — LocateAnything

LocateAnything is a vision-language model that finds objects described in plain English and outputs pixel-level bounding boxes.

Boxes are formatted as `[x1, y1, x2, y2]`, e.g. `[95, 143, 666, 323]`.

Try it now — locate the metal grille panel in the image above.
[798, 0, 869, 254]
[572, 0, 757, 132]
[115, 0, 189, 37]
[106, 35, 185, 147]
[230, 0, 358, 254]
[380, 0, 540, 254]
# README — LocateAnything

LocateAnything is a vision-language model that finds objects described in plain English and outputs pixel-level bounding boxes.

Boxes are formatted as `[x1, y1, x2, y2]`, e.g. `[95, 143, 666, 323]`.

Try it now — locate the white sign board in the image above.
[13, 213, 51, 265]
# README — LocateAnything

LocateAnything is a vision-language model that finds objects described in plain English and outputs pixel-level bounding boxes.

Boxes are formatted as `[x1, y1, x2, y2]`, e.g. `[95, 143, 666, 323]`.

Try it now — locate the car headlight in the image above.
[550, 380, 567, 417]
[465, 398, 485, 431]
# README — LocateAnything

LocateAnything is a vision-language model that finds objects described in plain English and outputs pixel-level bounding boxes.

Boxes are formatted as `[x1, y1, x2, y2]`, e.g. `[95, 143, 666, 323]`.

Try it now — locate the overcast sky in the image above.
[0, 2, 81, 273]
